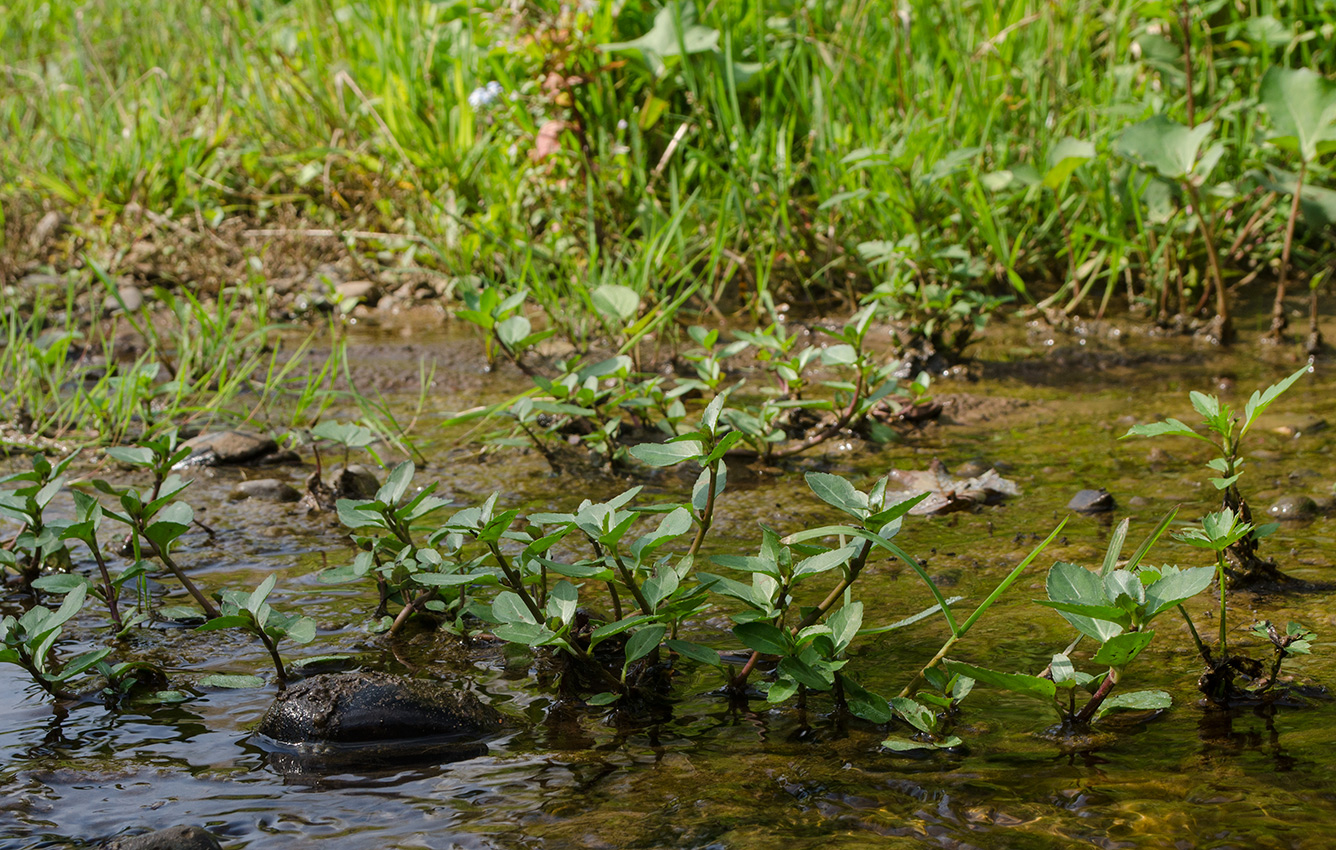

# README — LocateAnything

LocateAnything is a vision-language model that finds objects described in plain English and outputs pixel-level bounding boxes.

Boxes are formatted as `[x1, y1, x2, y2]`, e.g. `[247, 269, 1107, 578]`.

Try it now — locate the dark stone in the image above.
[255, 672, 501, 771]
[334, 464, 380, 500]
[103, 825, 222, 850]
[231, 478, 301, 503]
[1267, 494, 1319, 521]
[174, 431, 277, 468]
[1068, 488, 1115, 513]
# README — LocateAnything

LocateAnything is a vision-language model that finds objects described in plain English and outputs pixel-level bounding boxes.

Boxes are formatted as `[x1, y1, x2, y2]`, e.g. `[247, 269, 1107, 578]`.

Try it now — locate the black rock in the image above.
[103, 825, 222, 850]
[255, 672, 501, 771]
[1068, 488, 1116, 513]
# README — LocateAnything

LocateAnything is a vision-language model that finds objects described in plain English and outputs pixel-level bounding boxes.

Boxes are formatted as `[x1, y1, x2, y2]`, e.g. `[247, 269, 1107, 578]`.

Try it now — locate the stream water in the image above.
[4, 314, 1336, 849]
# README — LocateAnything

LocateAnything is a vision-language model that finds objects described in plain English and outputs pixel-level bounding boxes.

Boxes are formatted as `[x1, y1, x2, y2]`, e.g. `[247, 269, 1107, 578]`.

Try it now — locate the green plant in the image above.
[1122, 365, 1309, 586]
[91, 429, 219, 620]
[703, 467, 1064, 742]
[947, 513, 1209, 730]
[197, 574, 317, 688]
[0, 451, 77, 589]
[1257, 67, 1336, 344]
[0, 584, 111, 700]
[1170, 506, 1318, 703]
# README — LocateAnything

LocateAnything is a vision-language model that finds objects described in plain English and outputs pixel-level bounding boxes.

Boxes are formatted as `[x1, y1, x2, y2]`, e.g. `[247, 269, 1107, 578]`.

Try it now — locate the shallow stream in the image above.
[5, 315, 1336, 849]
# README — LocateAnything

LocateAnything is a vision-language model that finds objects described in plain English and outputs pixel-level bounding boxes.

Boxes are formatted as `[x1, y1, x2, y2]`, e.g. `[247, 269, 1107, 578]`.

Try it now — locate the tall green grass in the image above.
[2, 0, 1333, 322]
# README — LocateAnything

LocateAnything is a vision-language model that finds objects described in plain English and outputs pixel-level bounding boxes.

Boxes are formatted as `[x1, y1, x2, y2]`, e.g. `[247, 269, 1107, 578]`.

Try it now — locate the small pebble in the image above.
[1068, 488, 1116, 513]
[231, 478, 300, 503]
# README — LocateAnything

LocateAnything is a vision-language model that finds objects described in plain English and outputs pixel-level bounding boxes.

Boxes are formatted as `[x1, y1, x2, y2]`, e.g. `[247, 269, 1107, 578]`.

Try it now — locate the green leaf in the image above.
[197, 615, 254, 632]
[804, 472, 867, 519]
[629, 440, 705, 467]
[766, 677, 799, 704]
[591, 614, 660, 645]
[492, 591, 537, 625]
[778, 654, 834, 690]
[599, 2, 721, 75]
[198, 674, 265, 689]
[493, 621, 559, 646]
[377, 461, 415, 506]
[590, 284, 641, 323]
[1259, 67, 1336, 163]
[106, 446, 154, 466]
[945, 661, 1057, 702]
[1092, 630, 1155, 669]
[1095, 689, 1172, 720]
[733, 622, 790, 655]
[283, 617, 317, 644]
[247, 573, 277, 615]
[1143, 566, 1215, 617]
[793, 544, 858, 579]
[843, 676, 894, 723]
[1045, 561, 1123, 641]
[623, 624, 666, 666]
[665, 639, 722, 667]
[588, 691, 621, 706]
[1044, 137, 1096, 189]
[547, 580, 578, 626]
[495, 315, 532, 350]
[1115, 116, 1215, 179]
[828, 602, 863, 653]
[1122, 418, 1211, 443]
[1034, 599, 1133, 628]
[1241, 366, 1310, 436]
[889, 697, 938, 734]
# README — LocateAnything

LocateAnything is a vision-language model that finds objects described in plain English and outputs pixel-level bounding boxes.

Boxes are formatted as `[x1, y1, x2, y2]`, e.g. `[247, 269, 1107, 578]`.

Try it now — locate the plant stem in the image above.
[87, 538, 123, 630]
[1073, 667, 1118, 725]
[487, 542, 544, 622]
[1184, 182, 1232, 343]
[256, 628, 288, 689]
[153, 546, 220, 619]
[1177, 603, 1213, 665]
[687, 460, 720, 557]
[1216, 550, 1228, 657]
[1268, 160, 1307, 339]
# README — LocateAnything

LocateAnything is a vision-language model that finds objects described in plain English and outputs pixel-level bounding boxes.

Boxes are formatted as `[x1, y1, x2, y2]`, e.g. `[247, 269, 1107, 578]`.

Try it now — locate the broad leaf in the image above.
[1116, 116, 1215, 179]
[1092, 630, 1155, 669]
[804, 472, 867, 519]
[629, 440, 705, 467]
[945, 661, 1056, 701]
[1259, 67, 1336, 163]
[1095, 689, 1172, 719]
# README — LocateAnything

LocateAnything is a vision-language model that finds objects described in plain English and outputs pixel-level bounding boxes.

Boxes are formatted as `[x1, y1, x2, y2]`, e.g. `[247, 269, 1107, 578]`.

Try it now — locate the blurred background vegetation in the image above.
[2, 0, 1334, 342]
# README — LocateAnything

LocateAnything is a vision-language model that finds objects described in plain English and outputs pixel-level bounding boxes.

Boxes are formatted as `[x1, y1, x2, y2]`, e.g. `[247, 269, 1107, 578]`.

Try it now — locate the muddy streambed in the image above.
[4, 319, 1336, 849]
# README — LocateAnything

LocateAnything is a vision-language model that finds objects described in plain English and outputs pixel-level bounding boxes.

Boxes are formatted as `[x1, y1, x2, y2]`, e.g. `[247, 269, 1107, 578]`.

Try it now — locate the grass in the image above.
[1, 0, 1334, 337]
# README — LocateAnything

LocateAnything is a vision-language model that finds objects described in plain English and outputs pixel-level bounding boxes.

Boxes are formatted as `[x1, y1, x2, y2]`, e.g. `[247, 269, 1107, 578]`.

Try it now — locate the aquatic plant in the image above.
[1122, 365, 1310, 586]
[0, 584, 111, 700]
[198, 575, 317, 689]
[947, 513, 1208, 731]
[0, 451, 77, 590]
[1173, 506, 1319, 703]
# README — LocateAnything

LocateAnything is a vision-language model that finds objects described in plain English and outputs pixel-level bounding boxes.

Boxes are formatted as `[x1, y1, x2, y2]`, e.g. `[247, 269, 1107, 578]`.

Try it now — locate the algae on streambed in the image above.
[3, 323, 1336, 849]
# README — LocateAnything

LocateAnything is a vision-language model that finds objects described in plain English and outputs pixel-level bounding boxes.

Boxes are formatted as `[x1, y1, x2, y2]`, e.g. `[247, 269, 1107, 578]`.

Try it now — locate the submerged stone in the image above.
[255, 672, 501, 771]
[1068, 488, 1115, 513]
[175, 431, 278, 468]
[231, 478, 301, 503]
[102, 825, 222, 850]
[1267, 494, 1319, 521]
